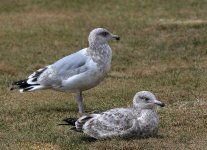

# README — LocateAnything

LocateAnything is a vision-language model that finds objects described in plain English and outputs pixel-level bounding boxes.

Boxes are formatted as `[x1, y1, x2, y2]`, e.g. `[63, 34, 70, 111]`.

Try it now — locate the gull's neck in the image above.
[133, 103, 156, 110]
[132, 104, 156, 116]
[87, 43, 112, 73]
[87, 43, 112, 61]
[88, 42, 109, 51]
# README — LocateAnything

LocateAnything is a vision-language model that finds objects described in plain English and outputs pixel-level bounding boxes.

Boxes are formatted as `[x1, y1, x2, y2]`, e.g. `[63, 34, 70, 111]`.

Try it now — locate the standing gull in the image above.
[61, 91, 165, 139]
[11, 28, 120, 114]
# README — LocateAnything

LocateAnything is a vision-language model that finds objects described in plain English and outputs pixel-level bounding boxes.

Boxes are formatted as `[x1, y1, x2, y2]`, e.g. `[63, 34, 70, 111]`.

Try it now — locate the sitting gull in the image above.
[11, 28, 120, 114]
[61, 91, 165, 139]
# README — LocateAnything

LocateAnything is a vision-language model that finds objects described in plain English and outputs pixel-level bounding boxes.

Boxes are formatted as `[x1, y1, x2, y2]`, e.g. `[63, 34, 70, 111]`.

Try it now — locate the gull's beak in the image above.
[154, 99, 165, 107]
[112, 34, 120, 41]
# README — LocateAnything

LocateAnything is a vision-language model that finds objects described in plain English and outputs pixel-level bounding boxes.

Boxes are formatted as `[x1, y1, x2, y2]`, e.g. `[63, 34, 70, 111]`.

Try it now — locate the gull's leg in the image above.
[76, 91, 85, 115]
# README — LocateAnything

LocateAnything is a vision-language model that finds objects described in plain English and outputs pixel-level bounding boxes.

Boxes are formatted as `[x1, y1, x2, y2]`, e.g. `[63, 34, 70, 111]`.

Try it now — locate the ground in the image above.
[0, 0, 207, 149]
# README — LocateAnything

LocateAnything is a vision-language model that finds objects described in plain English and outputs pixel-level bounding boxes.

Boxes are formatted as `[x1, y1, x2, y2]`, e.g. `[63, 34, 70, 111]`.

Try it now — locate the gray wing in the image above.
[83, 108, 137, 139]
[51, 50, 88, 76]
[28, 49, 90, 87]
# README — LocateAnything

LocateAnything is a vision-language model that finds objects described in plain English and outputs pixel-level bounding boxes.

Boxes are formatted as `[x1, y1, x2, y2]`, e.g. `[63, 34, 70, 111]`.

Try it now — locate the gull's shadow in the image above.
[122, 134, 165, 141]
[153, 134, 165, 139]
[78, 134, 165, 143]
[80, 136, 97, 143]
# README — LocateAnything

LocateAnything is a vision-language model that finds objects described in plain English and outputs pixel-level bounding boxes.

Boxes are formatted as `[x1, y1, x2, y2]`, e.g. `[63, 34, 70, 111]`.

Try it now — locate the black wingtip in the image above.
[12, 80, 25, 85]
[11, 79, 29, 88]
[62, 117, 78, 126]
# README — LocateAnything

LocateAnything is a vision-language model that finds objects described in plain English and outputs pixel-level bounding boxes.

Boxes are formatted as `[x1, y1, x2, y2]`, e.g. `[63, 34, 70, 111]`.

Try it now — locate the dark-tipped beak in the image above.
[112, 35, 120, 41]
[159, 102, 165, 107]
[154, 99, 165, 107]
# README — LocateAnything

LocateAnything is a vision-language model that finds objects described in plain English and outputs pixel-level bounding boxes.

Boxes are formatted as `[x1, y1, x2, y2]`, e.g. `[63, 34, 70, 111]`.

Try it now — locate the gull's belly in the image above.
[59, 65, 107, 92]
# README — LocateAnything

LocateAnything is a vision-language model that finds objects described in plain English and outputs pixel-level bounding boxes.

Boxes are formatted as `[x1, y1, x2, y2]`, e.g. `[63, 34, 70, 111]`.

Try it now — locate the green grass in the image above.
[0, 0, 207, 149]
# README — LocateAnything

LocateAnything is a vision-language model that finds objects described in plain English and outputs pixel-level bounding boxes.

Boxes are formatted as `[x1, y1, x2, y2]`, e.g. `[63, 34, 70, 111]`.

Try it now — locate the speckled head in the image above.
[88, 28, 120, 47]
[133, 91, 165, 109]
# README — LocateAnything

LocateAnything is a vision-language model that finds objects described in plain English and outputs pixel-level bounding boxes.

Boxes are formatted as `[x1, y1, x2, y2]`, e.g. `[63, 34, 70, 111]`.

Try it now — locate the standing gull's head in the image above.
[133, 91, 165, 109]
[88, 28, 120, 47]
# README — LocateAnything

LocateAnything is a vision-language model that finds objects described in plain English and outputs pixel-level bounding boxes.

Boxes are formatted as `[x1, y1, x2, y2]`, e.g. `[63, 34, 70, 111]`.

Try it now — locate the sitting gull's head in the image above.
[133, 91, 165, 109]
[88, 28, 120, 47]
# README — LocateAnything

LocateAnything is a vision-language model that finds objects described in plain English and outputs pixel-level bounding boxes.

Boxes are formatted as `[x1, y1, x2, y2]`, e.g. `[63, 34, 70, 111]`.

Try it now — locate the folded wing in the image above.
[12, 49, 89, 92]
[80, 108, 138, 139]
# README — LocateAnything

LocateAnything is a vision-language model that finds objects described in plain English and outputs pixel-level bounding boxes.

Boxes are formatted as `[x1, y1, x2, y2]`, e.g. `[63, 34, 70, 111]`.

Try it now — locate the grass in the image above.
[0, 0, 207, 149]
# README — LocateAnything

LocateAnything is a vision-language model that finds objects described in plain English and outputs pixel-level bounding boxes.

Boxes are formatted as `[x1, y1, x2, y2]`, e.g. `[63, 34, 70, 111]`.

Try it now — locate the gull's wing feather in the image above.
[13, 49, 90, 92]
[80, 108, 137, 139]
[34, 49, 89, 86]
[51, 49, 88, 76]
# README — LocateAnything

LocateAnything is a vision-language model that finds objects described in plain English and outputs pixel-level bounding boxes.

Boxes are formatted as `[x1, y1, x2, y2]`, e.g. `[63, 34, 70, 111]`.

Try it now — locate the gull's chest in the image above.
[89, 48, 112, 74]
[87, 59, 108, 79]
[138, 110, 159, 136]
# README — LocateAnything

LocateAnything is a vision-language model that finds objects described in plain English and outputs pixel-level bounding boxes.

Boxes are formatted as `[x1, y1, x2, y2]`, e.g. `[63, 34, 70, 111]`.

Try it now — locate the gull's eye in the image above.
[140, 96, 150, 101]
[145, 97, 150, 101]
[101, 31, 109, 37]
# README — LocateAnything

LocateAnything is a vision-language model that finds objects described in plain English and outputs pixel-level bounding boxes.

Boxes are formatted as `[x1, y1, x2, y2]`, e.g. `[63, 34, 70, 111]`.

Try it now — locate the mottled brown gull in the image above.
[11, 28, 120, 115]
[61, 91, 165, 139]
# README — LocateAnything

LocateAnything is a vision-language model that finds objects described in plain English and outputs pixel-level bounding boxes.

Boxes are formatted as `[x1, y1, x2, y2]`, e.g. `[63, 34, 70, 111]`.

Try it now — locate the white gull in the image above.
[62, 91, 165, 139]
[11, 28, 120, 114]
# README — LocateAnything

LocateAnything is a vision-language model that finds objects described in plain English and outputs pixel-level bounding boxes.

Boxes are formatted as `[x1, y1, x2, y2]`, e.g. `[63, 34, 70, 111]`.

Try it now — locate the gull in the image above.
[61, 91, 165, 139]
[11, 28, 120, 115]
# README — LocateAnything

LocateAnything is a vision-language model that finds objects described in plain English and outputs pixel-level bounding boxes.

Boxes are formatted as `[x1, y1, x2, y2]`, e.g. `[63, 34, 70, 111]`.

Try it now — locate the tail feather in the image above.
[12, 79, 29, 88]
[28, 67, 47, 81]
[11, 67, 47, 92]
[59, 115, 95, 132]
[11, 79, 41, 92]
[62, 117, 78, 126]
[75, 115, 94, 131]
[59, 117, 80, 132]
